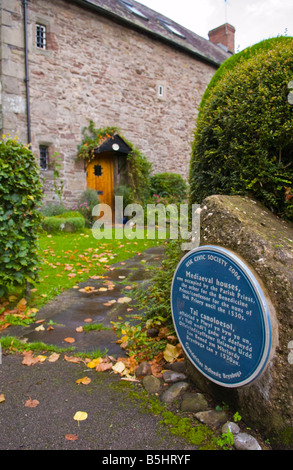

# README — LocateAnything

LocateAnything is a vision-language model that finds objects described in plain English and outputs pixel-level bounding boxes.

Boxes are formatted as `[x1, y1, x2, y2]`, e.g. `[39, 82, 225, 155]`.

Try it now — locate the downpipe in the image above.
[23, 0, 31, 145]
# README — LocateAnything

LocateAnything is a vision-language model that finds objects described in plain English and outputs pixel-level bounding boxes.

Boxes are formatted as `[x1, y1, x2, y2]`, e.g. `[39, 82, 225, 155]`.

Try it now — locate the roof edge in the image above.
[68, 0, 224, 67]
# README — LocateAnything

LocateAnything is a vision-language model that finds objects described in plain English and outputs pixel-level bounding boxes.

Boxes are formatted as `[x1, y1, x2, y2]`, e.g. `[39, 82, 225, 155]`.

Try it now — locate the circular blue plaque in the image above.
[171, 246, 272, 388]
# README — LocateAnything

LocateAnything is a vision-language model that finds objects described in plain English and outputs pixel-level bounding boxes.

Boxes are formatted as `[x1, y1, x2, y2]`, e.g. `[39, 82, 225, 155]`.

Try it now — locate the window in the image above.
[157, 18, 186, 39]
[39, 145, 49, 170]
[36, 24, 46, 49]
[119, 0, 149, 20]
[158, 85, 164, 98]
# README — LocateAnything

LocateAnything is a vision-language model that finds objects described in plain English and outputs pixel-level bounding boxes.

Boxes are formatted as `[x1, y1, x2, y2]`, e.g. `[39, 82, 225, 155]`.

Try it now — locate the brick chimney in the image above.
[208, 23, 235, 53]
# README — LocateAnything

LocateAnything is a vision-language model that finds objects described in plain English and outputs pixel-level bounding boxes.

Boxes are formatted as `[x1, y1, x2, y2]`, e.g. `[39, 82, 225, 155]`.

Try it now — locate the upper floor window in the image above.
[119, 0, 149, 20]
[157, 18, 186, 39]
[36, 24, 46, 49]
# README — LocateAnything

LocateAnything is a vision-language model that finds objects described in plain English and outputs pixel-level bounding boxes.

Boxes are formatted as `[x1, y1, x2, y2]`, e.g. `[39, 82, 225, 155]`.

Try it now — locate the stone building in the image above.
[0, 0, 234, 208]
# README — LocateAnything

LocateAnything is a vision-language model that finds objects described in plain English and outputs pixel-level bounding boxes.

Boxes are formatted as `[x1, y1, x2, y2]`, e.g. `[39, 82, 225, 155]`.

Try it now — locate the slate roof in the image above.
[71, 0, 231, 66]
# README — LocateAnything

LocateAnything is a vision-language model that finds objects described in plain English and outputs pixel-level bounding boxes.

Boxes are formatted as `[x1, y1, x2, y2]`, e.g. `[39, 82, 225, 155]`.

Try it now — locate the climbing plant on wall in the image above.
[77, 120, 152, 204]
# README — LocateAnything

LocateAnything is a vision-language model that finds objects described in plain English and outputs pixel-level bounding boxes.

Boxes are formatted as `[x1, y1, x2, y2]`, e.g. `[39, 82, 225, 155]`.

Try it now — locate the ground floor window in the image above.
[39, 145, 49, 170]
[36, 24, 47, 49]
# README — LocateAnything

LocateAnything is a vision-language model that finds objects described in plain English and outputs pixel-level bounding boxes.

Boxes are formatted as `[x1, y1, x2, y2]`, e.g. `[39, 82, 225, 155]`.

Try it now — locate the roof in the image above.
[94, 134, 132, 155]
[70, 0, 231, 66]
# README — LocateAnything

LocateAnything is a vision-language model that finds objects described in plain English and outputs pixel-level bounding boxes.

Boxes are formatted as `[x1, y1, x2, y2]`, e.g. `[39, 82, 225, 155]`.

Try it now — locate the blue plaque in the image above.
[171, 246, 272, 388]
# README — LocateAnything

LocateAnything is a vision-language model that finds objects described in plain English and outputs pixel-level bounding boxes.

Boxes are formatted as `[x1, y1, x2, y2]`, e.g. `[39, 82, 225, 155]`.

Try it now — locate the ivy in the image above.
[77, 120, 152, 204]
[0, 137, 43, 297]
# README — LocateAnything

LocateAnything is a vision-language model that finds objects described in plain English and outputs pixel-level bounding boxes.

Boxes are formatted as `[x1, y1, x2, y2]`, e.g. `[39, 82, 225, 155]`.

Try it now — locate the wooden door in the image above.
[86, 155, 114, 211]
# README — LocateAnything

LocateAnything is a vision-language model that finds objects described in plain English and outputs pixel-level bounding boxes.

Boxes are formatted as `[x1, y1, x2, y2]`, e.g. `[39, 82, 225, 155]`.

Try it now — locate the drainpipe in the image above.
[23, 0, 31, 145]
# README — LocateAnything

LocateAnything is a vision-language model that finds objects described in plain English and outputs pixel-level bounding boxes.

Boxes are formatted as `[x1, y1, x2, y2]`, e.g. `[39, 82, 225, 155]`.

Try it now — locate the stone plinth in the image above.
[185, 195, 293, 449]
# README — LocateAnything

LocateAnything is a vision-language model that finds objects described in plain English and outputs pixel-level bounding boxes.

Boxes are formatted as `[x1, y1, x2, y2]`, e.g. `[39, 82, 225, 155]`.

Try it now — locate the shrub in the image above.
[72, 189, 99, 227]
[42, 216, 85, 233]
[0, 137, 43, 296]
[114, 184, 135, 209]
[150, 172, 188, 203]
[39, 203, 67, 217]
[190, 37, 293, 221]
[55, 211, 84, 219]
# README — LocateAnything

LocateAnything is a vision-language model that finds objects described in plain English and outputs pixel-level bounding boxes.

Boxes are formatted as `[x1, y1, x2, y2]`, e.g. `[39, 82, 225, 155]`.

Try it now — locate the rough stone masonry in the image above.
[186, 195, 293, 450]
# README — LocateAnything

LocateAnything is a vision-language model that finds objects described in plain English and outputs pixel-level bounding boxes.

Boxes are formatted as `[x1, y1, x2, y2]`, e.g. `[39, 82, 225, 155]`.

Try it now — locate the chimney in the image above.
[208, 23, 235, 53]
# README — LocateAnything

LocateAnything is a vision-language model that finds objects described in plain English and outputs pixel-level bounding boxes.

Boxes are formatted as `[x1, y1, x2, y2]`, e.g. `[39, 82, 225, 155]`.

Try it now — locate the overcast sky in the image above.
[138, 0, 293, 51]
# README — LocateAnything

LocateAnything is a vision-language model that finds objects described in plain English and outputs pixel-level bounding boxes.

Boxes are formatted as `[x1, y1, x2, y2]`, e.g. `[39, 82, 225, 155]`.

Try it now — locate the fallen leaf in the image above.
[0, 394, 5, 403]
[84, 318, 92, 323]
[64, 355, 82, 364]
[17, 298, 27, 311]
[98, 287, 108, 292]
[73, 411, 88, 425]
[87, 357, 103, 369]
[117, 297, 132, 304]
[112, 361, 126, 374]
[65, 434, 78, 441]
[22, 351, 40, 366]
[79, 286, 97, 293]
[30, 308, 39, 314]
[95, 362, 113, 372]
[163, 343, 179, 363]
[76, 326, 83, 333]
[36, 355, 47, 362]
[64, 337, 75, 343]
[76, 377, 91, 385]
[35, 324, 45, 331]
[25, 398, 39, 408]
[48, 352, 60, 362]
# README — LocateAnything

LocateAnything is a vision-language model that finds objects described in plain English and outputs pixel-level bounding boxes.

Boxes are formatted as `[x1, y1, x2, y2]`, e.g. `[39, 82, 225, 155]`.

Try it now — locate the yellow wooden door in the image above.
[86, 156, 114, 211]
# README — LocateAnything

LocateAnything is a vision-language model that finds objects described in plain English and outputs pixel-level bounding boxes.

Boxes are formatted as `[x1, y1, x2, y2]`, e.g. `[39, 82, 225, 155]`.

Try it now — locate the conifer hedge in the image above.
[190, 37, 293, 221]
[0, 137, 43, 296]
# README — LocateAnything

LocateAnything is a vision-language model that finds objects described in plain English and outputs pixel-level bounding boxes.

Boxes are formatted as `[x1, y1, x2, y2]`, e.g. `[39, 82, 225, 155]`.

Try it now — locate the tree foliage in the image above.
[190, 37, 293, 221]
[0, 137, 43, 296]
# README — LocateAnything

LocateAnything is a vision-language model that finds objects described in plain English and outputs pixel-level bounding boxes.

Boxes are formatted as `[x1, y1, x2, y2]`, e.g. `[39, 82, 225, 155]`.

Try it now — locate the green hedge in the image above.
[0, 137, 43, 296]
[190, 37, 293, 221]
[55, 211, 84, 219]
[42, 216, 85, 233]
[150, 172, 188, 203]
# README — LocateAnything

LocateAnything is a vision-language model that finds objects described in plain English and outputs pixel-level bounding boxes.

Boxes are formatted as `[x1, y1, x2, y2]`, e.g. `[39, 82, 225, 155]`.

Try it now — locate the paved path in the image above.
[0, 246, 267, 452]
[2, 246, 165, 356]
[0, 246, 200, 452]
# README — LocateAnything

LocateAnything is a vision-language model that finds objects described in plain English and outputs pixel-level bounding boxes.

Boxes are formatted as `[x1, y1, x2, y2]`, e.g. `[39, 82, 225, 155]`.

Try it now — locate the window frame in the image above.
[36, 23, 47, 50]
[39, 145, 49, 170]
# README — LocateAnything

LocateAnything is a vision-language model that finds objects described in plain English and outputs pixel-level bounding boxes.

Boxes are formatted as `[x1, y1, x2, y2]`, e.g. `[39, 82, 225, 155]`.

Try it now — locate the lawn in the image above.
[29, 227, 162, 308]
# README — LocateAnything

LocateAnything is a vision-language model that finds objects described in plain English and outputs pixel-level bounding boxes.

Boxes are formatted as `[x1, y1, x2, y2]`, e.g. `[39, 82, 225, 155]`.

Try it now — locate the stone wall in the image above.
[0, 0, 217, 206]
[186, 195, 293, 449]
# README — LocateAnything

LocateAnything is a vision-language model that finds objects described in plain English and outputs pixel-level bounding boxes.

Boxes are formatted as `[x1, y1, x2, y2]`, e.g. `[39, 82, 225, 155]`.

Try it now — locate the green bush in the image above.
[40, 203, 68, 217]
[0, 137, 43, 296]
[150, 172, 188, 203]
[190, 37, 293, 221]
[55, 211, 84, 219]
[114, 184, 135, 209]
[72, 188, 99, 227]
[42, 216, 85, 233]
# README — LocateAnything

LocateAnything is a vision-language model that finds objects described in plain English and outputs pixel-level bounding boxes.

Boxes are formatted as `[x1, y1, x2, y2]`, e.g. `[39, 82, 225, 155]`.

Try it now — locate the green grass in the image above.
[0, 335, 107, 359]
[28, 228, 163, 308]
